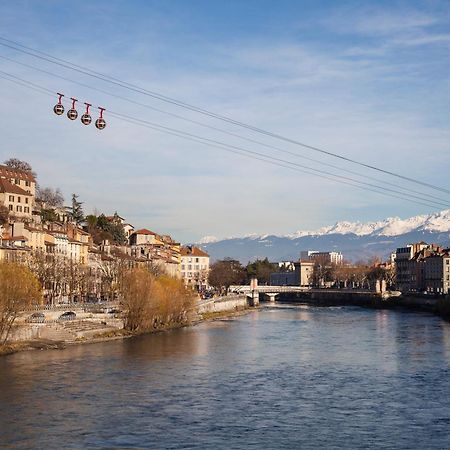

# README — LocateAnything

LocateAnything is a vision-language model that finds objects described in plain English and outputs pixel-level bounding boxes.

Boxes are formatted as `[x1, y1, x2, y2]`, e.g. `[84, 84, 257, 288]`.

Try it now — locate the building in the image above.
[395, 242, 450, 294]
[270, 260, 314, 287]
[129, 228, 160, 246]
[300, 250, 343, 265]
[423, 253, 450, 294]
[0, 165, 36, 221]
[180, 246, 210, 290]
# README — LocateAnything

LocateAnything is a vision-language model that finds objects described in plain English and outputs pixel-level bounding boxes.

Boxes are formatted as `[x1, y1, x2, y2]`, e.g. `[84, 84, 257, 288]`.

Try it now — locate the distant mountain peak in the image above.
[286, 210, 450, 239]
[198, 210, 450, 263]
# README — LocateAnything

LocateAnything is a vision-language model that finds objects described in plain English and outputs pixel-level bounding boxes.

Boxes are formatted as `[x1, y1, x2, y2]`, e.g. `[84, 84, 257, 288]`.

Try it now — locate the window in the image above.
[14, 178, 19, 184]
[195, 265, 199, 270]
[25, 180, 30, 187]
[188, 265, 192, 270]
[25, 198, 28, 204]
[17, 197, 21, 203]
[8, 195, 14, 202]
[9, 205, 13, 211]
[24, 207, 29, 213]
[181, 265, 185, 270]
[16, 205, 22, 212]
[195, 258, 199, 263]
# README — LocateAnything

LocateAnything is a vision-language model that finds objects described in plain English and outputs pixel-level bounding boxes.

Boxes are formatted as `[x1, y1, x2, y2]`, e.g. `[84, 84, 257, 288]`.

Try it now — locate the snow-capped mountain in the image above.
[287, 210, 450, 238]
[198, 210, 450, 263]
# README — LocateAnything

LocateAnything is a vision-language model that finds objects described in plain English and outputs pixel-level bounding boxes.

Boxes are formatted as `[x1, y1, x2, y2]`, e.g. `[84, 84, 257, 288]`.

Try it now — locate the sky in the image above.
[0, 0, 450, 243]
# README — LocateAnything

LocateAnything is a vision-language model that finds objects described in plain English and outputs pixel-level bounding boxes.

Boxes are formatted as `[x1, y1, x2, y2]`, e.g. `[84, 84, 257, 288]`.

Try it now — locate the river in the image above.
[1, 304, 450, 449]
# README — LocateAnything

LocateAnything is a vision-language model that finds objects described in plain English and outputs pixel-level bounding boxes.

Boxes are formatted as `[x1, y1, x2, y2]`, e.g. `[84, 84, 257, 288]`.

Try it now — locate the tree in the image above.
[68, 194, 84, 225]
[209, 258, 246, 291]
[40, 208, 58, 224]
[36, 186, 64, 208]
[86, 213, 126, 245]
[120, 268, 194, 332]
[246, 258, 277, 284]
[0, 262, 42, 343]
[4, 158, 35, 176]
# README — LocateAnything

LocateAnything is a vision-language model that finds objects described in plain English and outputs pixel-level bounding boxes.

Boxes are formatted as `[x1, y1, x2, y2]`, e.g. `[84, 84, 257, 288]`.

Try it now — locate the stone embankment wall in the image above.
[197, 295, 249, 314]
[8, 305, 124, 343]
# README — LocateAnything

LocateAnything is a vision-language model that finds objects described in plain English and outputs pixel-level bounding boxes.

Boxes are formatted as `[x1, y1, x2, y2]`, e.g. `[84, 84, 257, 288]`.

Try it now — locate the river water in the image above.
[1, 304, 450, 449]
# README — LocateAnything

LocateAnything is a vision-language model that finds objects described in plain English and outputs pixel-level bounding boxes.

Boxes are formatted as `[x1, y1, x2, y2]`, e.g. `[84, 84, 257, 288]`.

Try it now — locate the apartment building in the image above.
[395, 242, 450, 294]
[180, 246, 210, 290]
[300, 250, 343, 265]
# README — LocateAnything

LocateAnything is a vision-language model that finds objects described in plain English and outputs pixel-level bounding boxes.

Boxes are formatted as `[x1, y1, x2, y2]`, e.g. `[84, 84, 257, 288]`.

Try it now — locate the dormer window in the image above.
[14, 178, 19, 184]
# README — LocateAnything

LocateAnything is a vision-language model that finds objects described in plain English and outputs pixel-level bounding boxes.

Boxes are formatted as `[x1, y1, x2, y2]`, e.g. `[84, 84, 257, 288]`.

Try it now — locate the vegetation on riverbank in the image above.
[120, 267, 196, 333]
[0, 262, 42, 344]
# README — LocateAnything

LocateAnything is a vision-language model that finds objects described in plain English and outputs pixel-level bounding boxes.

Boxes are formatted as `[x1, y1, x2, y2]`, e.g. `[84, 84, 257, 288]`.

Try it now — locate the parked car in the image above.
[26, 312, 45, 323]
[58, 311, 76, 321]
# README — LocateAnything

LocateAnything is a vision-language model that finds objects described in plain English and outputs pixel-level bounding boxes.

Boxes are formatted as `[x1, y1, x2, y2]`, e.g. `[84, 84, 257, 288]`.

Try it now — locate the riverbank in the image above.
[0, 297, 252, 357]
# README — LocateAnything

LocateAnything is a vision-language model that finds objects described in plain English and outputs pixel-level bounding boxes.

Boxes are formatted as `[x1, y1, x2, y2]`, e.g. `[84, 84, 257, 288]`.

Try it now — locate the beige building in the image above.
[0, 165, 36, 221]
[129, 228, 161, 246]
[180, 246, 210, 290]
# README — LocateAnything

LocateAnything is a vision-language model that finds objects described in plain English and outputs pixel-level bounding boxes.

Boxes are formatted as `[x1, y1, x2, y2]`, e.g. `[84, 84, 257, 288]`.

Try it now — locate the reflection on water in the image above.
[1, 305, 450, 449]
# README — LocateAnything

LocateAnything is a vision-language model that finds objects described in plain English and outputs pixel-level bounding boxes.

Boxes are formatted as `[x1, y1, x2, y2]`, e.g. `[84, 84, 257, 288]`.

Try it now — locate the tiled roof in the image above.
[180, 246, 209, 257]
[0, 164, 35, 182]
[132, 228, 157, 236]
[0, 178, 33, 196]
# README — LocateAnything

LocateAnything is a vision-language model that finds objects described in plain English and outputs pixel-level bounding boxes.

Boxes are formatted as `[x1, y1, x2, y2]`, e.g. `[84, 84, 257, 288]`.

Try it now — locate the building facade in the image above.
[395, 242, 450, 294]
[180, 246, 210, 291]
[300, 250, 343, 265]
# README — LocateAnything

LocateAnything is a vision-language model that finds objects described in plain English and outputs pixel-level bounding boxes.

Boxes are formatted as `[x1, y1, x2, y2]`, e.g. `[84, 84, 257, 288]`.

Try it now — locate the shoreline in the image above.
[0, 306, 253, 358]
[3, 296, 449, 358]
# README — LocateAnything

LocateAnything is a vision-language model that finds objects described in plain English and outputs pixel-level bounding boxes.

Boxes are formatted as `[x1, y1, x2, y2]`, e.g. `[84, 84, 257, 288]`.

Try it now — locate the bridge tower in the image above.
[250, 278, 259, 307]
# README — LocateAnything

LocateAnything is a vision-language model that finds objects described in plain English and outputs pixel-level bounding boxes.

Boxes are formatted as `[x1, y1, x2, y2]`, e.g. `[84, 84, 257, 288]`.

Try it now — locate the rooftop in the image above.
[0, 178, 33, 196]
[181, 246, 209, 257]
[0, 164, 36, 182]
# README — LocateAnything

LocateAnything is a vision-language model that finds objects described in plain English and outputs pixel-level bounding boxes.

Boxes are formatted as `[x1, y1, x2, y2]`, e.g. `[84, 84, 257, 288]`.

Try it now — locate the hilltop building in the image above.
[0, 164, 36, 220]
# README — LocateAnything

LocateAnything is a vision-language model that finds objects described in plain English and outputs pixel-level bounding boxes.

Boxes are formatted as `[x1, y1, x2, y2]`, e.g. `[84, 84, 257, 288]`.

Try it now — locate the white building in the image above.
[180, 246, 210, 291]
[300, 250, 343, 265]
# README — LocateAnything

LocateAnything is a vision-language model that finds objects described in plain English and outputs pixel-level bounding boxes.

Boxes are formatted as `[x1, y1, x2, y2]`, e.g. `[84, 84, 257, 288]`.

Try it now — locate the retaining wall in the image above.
[197, 295, 249, 314]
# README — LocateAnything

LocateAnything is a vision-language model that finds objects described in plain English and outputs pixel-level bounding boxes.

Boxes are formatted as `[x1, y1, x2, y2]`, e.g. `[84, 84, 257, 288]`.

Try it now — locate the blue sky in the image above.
[1, 0, 450, 242]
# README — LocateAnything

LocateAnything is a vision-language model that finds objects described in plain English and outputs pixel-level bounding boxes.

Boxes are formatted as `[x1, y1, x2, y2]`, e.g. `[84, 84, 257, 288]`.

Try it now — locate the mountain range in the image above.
[198, 210, 450, 263]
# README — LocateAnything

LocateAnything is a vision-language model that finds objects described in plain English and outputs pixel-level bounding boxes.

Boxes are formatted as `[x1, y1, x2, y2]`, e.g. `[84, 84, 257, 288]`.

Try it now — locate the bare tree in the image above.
[0, 262, 42, 343]
[36, 186, 64, 208]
